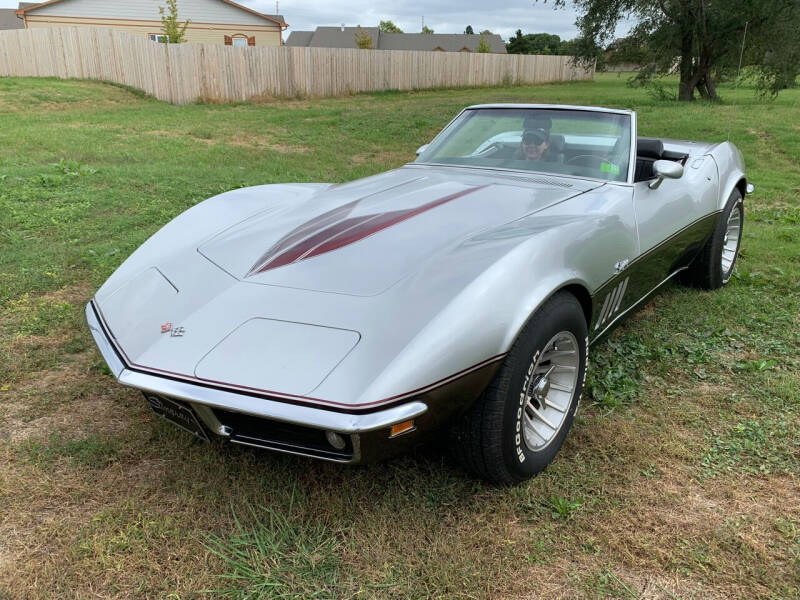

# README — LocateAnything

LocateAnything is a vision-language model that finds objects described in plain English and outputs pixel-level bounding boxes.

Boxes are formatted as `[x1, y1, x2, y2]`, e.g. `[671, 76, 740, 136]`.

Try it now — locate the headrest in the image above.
[637, 137, 664, 159]
[548, 134, 565, 152]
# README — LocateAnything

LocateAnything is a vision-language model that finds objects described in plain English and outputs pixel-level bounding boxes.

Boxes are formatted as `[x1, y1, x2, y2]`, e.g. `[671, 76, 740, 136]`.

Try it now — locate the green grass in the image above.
[0, 74, 798, 599]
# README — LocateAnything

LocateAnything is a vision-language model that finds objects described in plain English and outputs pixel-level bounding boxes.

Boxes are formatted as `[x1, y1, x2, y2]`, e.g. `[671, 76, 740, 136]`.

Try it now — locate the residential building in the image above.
[14, 0, 287, 46]
[286, 26, 507, 53]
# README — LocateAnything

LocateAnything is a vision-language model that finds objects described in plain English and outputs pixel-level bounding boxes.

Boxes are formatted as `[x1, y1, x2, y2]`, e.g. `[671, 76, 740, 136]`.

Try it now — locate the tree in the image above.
[505, 31, 562, 55]
[159, 0, 189, 44]
[477, 36, 492, 53]
[479, 29, 493, 35]
[537, 0, 800, 101]
[379, 20, 403, 33]
[421, 25, 434, 34]
[465, 25, 474, 35]
[354, 26, 374, 49]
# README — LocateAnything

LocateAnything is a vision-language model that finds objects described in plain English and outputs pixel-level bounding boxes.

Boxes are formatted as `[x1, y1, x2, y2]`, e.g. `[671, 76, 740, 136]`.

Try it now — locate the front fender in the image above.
[711, 142, 748, 209]
[95, 183, 330, 303]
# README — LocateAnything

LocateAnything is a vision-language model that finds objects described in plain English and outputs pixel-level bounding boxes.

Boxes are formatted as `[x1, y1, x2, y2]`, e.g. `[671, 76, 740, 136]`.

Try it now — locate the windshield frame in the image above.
[413, 104, 637, 186]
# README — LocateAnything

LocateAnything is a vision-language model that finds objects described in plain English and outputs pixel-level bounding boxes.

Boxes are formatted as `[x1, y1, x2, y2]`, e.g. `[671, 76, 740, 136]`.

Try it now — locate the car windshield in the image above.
[415, 107, 632, 183]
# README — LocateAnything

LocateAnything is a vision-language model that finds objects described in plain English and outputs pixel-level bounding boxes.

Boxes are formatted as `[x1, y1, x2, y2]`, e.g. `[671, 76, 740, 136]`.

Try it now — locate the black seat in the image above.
[634, 137, 664, 182]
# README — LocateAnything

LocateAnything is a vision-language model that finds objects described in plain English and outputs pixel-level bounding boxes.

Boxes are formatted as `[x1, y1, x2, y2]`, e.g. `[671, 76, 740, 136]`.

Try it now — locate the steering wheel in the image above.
[566, 154, 608, 169]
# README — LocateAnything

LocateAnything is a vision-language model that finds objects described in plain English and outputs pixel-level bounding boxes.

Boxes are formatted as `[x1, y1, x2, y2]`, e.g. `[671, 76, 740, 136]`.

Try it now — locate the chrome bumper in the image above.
[86, 302, 427, 461]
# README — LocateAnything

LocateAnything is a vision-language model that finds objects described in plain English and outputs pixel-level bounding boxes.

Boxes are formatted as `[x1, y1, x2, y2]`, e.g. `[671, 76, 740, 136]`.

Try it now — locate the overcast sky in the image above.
[255, 0, 588, 40]
[0, 0, 608, 41]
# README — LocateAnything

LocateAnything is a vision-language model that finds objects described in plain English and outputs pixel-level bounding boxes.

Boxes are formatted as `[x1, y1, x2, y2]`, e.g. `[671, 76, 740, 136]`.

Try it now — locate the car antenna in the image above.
[729, 20, 748, 142]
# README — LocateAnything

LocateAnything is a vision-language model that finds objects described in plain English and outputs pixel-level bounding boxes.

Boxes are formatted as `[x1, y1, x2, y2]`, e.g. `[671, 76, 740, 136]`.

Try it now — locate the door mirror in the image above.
[649, 160, 684, 190]
[415, 144, 429, 156]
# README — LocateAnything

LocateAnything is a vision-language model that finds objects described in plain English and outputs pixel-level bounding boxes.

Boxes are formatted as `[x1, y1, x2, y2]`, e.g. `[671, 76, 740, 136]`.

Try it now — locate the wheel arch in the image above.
[502, 279, 593, 355]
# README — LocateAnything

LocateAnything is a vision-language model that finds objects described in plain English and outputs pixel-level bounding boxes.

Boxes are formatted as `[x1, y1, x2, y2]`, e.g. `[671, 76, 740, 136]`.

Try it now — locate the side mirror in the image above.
[415, 144, 429, 156]
[649, 160, 684, 190]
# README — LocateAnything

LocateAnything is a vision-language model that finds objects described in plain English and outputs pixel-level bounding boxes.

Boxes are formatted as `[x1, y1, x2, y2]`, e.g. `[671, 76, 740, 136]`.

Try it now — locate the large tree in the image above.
[539, 0, 800, 100]
[379, 20, 403, 33]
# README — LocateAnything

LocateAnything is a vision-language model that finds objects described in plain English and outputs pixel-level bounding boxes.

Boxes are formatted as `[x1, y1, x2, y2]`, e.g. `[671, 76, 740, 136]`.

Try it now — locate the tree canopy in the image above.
[477, 36, 492, 53]
[465, 25, 474, 34]
[379, 20, 403, 33]
[421, 25, 434, 34]
[537, 0, 800, 100]
[506, 31, 578, 55]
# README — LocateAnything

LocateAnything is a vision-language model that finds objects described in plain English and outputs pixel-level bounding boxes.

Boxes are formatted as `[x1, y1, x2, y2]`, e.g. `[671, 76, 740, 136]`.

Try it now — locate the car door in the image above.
[628, 145, 720, 302]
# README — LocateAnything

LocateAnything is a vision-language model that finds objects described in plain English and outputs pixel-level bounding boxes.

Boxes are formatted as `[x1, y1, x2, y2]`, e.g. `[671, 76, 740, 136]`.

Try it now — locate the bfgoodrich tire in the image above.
[681, 188, 744, 289]
[450, 291, 588, 485]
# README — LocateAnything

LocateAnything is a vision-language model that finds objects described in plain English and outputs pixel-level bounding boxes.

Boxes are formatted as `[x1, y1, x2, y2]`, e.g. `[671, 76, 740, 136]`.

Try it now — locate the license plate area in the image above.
[145, 394, 209, 442]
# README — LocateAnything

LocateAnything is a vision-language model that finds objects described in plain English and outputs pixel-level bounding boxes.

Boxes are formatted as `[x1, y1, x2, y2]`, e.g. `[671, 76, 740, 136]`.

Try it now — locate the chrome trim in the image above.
[229, 436, 357, 464]
[85, 302, 428, 435]
[86, 303, 125, 377]
[192, 403, 232, 437]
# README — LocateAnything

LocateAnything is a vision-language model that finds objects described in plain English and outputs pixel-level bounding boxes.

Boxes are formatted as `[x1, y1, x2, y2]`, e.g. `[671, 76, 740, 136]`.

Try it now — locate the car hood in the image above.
[93, 166, 602, 404]
[198, 167, 598, 296]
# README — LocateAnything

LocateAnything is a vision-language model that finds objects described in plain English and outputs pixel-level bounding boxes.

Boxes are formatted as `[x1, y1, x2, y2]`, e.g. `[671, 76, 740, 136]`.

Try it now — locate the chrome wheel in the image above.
[522, 331, 580, 452]
[721, 204, 742, 277]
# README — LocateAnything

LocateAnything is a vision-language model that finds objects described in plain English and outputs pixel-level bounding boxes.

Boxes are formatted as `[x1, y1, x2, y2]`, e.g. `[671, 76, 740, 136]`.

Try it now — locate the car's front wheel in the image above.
[450, 291, 588, 485]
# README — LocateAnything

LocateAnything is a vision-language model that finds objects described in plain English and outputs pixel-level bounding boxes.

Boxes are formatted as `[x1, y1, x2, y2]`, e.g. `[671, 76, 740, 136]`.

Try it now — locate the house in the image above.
[0, 3, 29, 30]
[14, 0, 287, 46]
[286, 27, 507, 53]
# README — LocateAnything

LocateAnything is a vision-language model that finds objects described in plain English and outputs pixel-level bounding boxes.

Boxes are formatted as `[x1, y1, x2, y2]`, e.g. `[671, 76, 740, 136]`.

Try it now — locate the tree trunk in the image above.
[704, 72, 719, 100]
[677, 2, 695, 101]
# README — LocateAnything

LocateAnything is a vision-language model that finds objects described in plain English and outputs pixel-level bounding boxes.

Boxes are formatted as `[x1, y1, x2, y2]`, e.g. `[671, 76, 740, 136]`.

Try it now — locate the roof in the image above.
[285, 30, 314, 47]
[288, 26, 380, 50]
[286, 27, 507, 53]
[15, 0, 287, 27]
[0, 8, 24, 29]
[380, 33, 506, 53]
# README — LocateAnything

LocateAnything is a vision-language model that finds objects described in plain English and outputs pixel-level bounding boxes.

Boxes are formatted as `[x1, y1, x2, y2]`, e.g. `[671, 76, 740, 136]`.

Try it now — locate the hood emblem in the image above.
[160, 322, 185, 337]
[246, 185, 487, 276]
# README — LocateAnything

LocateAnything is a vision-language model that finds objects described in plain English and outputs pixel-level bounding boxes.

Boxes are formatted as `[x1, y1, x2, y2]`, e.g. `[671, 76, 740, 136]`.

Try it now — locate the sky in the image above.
[0, 0, 602, 41]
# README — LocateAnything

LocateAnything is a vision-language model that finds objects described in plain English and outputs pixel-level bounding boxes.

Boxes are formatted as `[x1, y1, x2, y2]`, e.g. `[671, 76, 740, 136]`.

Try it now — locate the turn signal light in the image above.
[390, 420, 415, 438]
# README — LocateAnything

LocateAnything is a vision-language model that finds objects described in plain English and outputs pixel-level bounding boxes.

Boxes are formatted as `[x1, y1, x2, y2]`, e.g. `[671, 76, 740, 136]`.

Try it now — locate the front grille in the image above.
[211, 408, 355, 462]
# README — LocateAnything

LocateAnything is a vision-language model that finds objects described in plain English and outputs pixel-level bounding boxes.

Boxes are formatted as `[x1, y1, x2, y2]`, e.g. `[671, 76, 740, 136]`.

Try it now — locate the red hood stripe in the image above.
[247, 185, 487, 276]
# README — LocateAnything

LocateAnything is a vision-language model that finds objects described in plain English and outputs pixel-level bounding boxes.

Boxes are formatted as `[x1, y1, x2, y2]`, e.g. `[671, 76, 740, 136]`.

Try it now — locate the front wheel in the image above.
[450, 292, 588, 485]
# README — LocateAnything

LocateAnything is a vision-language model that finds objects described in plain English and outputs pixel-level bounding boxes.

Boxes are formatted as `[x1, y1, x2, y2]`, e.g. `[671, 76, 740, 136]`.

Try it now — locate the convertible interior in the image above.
[633, 138, 689, 183]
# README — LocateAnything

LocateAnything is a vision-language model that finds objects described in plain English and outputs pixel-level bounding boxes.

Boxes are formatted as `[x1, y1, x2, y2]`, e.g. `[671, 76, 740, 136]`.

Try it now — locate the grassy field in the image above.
[0, 73, 798, 599]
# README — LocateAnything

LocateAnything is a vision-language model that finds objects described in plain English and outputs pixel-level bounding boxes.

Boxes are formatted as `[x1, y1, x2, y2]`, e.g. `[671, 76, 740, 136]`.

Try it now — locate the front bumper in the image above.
[86, 302, 428, 463]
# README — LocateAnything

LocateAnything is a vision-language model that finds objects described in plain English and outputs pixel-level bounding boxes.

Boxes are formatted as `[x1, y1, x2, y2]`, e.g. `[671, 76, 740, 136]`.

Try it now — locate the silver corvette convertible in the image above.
[87, 104, 751, 484]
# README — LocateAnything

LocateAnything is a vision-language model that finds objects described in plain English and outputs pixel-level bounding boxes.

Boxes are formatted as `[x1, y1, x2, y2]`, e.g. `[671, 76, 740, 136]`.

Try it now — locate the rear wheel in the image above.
[681, 188, 744, 289]
[450, 292, 588, 485]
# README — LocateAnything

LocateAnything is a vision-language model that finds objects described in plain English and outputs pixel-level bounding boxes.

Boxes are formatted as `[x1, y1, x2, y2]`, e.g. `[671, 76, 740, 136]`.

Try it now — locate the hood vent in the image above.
[494, 174, 573, 188]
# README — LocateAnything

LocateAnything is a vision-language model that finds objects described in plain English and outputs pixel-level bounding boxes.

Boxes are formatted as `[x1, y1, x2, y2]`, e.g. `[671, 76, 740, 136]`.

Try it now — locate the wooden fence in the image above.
[0, 27, 594, 104]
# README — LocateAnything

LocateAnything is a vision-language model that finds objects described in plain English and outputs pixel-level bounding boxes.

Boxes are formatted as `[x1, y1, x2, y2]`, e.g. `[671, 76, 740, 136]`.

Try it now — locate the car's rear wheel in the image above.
[681, 188, 744, 289]
[450, 291, 588, 485]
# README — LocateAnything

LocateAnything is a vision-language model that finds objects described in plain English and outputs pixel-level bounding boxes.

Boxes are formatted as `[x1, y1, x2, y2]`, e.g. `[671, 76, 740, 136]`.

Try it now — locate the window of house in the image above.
[148, 33, 168, 43]
[232, 36, 248, 47]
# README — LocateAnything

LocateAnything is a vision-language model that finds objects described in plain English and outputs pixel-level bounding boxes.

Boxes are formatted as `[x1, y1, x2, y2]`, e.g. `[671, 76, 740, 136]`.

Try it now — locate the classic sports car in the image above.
[87, 104, 751, 484]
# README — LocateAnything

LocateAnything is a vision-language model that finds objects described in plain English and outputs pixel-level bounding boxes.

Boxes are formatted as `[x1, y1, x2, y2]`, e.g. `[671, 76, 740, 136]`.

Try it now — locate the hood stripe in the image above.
[248, 185, 487, 276]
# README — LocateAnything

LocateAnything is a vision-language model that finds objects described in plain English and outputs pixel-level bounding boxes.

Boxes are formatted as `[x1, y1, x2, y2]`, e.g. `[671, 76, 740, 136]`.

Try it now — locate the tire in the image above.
[681, 189, 744, 289]
[450, 291, 588, 485]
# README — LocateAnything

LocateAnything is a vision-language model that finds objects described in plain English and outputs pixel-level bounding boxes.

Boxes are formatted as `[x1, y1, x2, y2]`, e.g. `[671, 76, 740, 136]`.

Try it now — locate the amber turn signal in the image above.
[389, 420, 415, 438]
